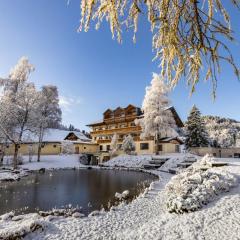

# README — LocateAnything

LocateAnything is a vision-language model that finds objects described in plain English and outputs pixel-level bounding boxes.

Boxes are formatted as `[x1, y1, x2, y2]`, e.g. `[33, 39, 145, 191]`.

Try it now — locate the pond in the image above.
[0, 169, 157, 215]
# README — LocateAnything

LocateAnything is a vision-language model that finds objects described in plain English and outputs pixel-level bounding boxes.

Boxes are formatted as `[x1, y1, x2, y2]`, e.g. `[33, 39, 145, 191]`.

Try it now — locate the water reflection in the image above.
[0, 169, 157, 215]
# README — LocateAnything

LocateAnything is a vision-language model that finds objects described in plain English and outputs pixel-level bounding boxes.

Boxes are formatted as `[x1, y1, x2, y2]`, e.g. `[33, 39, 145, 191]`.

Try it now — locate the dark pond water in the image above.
[0, 169, 157, 215]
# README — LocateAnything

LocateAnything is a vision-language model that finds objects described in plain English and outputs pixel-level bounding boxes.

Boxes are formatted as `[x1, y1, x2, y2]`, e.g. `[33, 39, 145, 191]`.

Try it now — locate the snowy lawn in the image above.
[103, 153, 191, 169]
[19, 154, 86, 170]
[1, 154, 240, 240]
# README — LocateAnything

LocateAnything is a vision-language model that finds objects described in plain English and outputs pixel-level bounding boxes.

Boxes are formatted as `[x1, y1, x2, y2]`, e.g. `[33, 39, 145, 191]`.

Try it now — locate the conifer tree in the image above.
[185, 105, 209, 149]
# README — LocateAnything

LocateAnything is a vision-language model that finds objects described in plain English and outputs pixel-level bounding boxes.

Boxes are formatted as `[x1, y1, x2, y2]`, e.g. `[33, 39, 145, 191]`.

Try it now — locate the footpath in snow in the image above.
[0, 154, 240, 240]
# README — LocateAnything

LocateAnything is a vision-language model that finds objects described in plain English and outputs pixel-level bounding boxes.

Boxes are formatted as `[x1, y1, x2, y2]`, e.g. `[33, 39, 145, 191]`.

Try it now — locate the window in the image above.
[107, 145, 111, 151]
[100, 145, 103, 151]
[130, 122, 135, 127]
[175, 145, 180, 153]
[213, 153, 217, 157]
[158, 144, 163, 151]
[84, 147, 86, 150]
[53, 144, 57, 148]
[140, 143, 149, 150]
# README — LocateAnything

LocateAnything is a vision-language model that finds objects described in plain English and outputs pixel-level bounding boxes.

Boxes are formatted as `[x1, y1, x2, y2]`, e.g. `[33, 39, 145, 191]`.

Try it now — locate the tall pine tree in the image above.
[185, 105, 209, 149]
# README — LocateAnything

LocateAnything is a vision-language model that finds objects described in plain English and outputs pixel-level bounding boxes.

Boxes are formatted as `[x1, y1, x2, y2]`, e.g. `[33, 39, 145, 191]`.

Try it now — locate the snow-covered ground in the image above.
[1, 154, 240, 239]
[103, 153, 191, 169]
[0, 155, 87, 182]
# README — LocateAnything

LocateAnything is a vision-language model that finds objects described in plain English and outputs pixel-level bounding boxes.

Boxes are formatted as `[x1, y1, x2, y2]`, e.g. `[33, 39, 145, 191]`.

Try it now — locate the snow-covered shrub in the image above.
[110, 133, 119, 158]
[166, 155, 237, 213]
[115, 190, 130, 200]
[122, 135, 135, 154]
[61, 141, 75, 154]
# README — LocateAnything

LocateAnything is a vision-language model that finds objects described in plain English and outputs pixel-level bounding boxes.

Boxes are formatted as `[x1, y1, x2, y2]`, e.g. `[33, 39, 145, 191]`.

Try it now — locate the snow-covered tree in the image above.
[121, 135, 135, 154]
[35, 85, 62, 162]
[0, 57, 38, 169]
[61, 141, 75, 154]
[185, 105, 209, 149]
[0, 83, 39, 168]
[79, 0, 240, 95]
[2, 57, 34, 99]
[110, 133, 119, 157]
[136, 73, 176, 154]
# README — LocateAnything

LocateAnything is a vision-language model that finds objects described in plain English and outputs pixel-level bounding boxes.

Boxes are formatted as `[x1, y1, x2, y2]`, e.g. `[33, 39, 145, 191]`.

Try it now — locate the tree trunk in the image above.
[155, 133, 159, 155]
[13, 143, 19, 169]
[37, 143, 41, 162]
[37, 128, 43, 162]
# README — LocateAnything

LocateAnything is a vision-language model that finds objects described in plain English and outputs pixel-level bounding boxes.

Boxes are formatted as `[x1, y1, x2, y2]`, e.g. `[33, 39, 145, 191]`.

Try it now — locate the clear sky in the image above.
[0, 1, 239, 130]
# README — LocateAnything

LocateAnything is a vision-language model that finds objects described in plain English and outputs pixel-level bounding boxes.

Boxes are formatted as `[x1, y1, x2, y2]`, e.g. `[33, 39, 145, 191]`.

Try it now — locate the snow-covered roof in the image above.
[21, 128, 91, 143]
[160, 137, 184, 144]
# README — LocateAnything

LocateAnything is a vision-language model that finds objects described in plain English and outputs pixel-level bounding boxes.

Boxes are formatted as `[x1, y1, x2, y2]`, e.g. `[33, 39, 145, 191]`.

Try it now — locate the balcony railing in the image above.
[91, 126, 141, 135]
[96, 136, 146, 144]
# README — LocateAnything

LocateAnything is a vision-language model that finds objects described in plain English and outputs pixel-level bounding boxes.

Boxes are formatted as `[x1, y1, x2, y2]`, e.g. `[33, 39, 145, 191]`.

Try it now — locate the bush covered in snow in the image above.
[166, 155, 238, 213]
[121, 135, 135, 154]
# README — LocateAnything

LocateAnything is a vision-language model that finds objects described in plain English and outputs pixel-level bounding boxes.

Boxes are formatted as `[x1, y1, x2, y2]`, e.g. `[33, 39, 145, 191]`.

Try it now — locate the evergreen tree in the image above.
[185, 105, 209, 149]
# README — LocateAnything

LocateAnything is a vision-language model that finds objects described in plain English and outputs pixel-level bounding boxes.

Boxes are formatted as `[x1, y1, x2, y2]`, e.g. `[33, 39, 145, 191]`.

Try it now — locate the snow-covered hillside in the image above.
[202, 116, 240, 147]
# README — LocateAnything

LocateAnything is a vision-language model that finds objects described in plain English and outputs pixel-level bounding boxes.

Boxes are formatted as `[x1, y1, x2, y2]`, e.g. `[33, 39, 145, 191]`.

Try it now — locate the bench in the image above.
[168, 168, 178, 174]
[143, 164, 161, 170]
[177, 162, 192, 168]
[149, 159, 167, 165]
[210, 162, 228, 167]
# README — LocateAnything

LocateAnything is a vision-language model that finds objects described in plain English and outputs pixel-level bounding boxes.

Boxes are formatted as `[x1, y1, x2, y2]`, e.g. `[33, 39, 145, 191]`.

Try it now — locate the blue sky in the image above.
[0, 1, 239, 130]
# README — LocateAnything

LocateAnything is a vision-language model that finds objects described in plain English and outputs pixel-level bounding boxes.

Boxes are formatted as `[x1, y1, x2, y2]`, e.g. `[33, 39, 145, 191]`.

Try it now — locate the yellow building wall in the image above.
[135, 140, 155, 154]
[160, 143, 179, 154]
[190, 147, 240, 158]
[74, 143, 99, 153]
[2, 142, 99, 156]
[4, 143, 61, 156]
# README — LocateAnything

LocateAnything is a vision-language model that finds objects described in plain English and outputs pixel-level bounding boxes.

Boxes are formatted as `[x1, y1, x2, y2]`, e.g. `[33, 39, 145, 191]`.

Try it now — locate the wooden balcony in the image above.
[91, 126, 141, 135]
[96, 136, 143, 144]
[104, 115, 138, 124]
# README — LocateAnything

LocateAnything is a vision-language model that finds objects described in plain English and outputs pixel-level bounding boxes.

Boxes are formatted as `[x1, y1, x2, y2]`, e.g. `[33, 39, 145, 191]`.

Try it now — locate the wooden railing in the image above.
[96, 136, 146, 144]
[91, 126, 141, 135]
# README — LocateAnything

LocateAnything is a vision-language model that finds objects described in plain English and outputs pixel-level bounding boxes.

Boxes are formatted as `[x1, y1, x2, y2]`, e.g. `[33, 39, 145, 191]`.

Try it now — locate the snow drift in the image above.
[0, 212, 49, 240]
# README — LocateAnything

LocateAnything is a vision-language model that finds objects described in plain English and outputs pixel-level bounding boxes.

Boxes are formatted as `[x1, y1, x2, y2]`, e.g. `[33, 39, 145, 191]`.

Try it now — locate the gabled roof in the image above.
[103, 109, 113, 114]
[21, 128, 91, 143]
[159, 137, 184, 144]
[167, 106, 184, 128]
